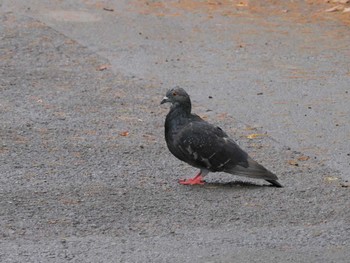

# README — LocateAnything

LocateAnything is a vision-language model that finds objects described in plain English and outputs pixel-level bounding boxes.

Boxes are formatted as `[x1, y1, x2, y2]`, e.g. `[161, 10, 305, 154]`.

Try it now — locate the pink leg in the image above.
[179, 171, 205, 185]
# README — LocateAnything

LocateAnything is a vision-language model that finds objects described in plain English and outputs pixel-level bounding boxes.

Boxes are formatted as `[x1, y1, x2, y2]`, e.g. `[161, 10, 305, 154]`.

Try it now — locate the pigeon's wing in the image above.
[173, 120, 249, 172]
[174, 120, 279, 182]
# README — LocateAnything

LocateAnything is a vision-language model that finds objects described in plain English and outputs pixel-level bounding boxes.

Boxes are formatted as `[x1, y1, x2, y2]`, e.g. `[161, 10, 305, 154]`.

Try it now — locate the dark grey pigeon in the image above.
[161, 87, 282, 187]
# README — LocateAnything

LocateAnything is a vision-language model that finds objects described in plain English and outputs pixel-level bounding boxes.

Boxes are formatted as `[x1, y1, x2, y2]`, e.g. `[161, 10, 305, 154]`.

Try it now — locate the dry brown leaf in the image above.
[325, 5, 344, 12]
[142, 134, 156, 142]
[97, 64, 110, 71]
[236, 2, 248, 7]
[119, 131, 129, 136]
[297, 155, 310, 161]
[288, 160, 299, 166]
[245, 126, 257, 131]
[247, 133, 266, 139]
[329, 0, 349, 3]
[216, 113, 228, 120]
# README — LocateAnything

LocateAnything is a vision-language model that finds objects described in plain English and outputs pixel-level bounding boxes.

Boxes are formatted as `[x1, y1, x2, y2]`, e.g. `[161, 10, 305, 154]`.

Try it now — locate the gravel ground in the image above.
[1, 2, 350, 262]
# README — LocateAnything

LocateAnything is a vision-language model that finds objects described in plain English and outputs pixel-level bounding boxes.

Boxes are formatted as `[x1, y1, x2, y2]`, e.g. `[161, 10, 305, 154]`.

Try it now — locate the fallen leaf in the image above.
[119, 131, 129, 136]
[236, 2, 248, 7]
[103, 7, 114, 12]
[325, 5, 344, 12]
[247, 133, 266, 139]
[329, 0, 349, 3]
[297, 155, 310, 161]
[340, 182, 350, 187]
[245, 126, 257, 131]
[143, 134, 156, 142]
[97, 64, 110, 71]
[324, 176, 339, 182]
[343, 7, 350, 12]
[216, 113, 228, 120]
[288, 160, 299, 166]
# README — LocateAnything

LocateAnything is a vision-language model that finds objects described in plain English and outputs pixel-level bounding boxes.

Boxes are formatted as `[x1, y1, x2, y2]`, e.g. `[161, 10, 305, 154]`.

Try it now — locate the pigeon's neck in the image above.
[165, 102, 192, 147]
[169, 102, 191, 117]
[165, 102, 192, 134]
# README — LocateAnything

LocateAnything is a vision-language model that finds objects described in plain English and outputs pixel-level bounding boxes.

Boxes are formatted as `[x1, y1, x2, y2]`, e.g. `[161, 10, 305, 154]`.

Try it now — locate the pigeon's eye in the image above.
[172, 92, 177, 96]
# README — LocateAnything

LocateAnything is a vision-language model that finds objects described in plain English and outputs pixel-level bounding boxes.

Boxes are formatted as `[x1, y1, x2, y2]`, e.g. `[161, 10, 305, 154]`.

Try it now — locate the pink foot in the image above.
[179, 174, 205, 185]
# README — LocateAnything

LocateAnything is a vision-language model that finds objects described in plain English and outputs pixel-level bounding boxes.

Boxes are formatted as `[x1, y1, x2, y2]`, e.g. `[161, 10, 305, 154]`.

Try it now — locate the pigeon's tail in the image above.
[265, 179, 283, 188]
[225, 157, 283, 187]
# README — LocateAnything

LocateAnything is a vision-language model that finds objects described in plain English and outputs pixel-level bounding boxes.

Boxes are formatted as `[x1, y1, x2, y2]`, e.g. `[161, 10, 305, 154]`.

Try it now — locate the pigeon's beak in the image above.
[160, 96, 171, 105]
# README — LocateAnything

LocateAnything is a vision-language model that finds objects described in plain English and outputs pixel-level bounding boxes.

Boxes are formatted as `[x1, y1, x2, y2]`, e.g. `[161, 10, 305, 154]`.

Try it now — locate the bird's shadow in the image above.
[202, 180, 269, 189]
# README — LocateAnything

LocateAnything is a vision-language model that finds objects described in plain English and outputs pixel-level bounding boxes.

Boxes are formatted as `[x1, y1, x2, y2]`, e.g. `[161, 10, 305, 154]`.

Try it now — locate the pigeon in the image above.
[161, 87, 282, 187]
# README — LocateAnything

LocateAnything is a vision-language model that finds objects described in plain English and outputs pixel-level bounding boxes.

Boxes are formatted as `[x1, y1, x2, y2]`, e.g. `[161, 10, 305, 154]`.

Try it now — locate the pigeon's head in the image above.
[160, 87, 191, 107]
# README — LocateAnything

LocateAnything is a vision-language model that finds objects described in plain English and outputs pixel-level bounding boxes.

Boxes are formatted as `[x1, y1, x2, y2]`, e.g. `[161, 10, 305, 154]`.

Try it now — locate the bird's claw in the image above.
[179, 175, 205, 185]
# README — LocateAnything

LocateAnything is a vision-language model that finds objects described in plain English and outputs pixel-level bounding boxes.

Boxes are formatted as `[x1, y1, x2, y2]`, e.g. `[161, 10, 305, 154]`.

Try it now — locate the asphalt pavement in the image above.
[1, 0, 349, 262]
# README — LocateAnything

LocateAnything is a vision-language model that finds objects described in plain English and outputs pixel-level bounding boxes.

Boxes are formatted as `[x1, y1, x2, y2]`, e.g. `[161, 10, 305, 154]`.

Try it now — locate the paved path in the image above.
[1, 1, 349, 262]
